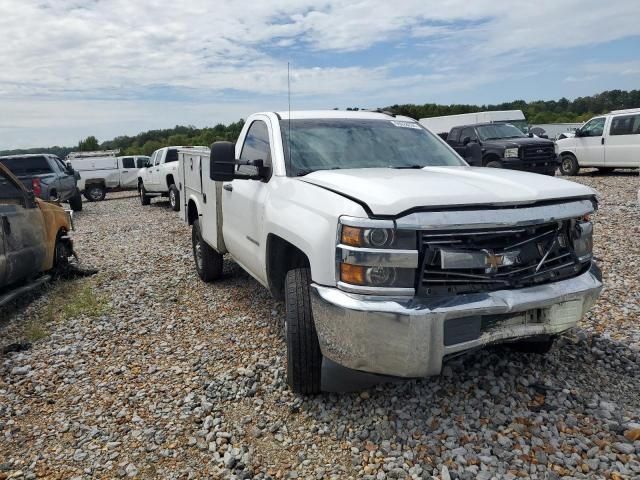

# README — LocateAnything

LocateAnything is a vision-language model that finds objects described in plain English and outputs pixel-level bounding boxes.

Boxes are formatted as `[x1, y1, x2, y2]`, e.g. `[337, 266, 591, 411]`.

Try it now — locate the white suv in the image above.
[557, 108, 640, 175]
[137, 146, 205, 210]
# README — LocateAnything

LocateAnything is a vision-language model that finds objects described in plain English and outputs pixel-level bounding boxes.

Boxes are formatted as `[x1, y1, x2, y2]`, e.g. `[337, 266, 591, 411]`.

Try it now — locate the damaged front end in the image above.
[311, 197, 602, 378]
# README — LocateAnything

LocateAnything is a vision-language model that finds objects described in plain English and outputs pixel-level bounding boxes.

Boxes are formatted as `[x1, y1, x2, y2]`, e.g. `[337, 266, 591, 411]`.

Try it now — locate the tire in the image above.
[139, 183, 151, 206]
[544, 167, 557, 176]
[284, 268, 322, 394]
[84, 184, 106, 202]
[69, 192, 83, 212]
[597, 167, 615, 174]
[53, 234, 72, 277]
[485, 160, 503, 169]
[508, 336, 555, 354]
[169, 184, 180, 211]
[192, 219, 223, 282]
[559, 154, 579, 176]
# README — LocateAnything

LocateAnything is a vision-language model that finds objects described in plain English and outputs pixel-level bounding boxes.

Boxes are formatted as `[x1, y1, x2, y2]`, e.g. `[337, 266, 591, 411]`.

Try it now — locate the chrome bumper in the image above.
[311, 265, 602, 378]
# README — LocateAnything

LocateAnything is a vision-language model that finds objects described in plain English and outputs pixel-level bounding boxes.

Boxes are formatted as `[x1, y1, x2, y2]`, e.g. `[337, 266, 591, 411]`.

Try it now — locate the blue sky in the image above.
[1, 0, 639, 148]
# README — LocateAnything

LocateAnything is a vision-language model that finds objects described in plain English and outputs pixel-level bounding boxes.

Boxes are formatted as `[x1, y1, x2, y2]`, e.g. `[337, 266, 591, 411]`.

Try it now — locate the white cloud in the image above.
[0, 0, 639, 148]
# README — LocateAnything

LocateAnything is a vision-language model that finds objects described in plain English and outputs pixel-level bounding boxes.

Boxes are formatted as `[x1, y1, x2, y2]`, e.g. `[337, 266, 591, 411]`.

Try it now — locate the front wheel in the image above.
[139, 183, 151, 206]
[169, 184, 180, 211]
[69, 192, 83, 212]
[84, 184, 106, 201]
[53, 234, 72, 277]
[284, 268, 322, 394]
[559, 154, 579, 176]
[192, 219, 223, 282]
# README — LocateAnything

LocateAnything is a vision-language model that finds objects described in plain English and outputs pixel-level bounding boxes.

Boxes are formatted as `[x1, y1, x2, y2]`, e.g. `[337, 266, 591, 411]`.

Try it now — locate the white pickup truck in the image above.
[68, 151, 150, 201]
[138, 146, 205, 211]
[178, 110, 602, 394]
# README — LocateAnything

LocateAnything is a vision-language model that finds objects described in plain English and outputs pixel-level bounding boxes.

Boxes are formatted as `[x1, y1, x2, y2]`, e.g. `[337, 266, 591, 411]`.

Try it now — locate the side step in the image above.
[0, 275, 51, 307]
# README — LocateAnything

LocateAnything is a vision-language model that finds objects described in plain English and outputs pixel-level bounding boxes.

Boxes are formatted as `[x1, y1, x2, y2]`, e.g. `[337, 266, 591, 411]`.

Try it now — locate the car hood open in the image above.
[299, 166, 596, 216]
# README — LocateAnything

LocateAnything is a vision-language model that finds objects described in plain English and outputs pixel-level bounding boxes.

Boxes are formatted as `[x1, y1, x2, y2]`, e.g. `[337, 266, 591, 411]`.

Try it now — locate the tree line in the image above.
[1, 89, 638, 157]
[385, 89, 640, 124]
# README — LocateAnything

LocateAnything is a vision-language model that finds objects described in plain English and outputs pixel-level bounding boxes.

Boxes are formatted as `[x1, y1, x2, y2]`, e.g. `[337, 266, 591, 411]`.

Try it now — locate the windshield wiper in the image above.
[390, 165, 425, 169]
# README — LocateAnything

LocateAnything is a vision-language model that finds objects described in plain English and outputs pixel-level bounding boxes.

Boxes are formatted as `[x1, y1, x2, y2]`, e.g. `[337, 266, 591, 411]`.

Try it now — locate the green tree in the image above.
[78, 135, 99, 151]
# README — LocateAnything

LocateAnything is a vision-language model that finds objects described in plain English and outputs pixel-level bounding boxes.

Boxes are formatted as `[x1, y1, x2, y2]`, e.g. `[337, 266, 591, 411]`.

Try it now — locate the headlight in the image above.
[504, 147, 519, 158]
[554, 142, 559, 155]
[340, 225, 415, 249]
[572, 220, 593, 262]
[337, 219, 418, 294]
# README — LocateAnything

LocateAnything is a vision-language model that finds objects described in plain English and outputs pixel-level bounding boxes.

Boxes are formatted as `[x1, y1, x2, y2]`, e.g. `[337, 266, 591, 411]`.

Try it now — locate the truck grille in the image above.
[522, 144, 555, 162]
[417, 221, 586, 296]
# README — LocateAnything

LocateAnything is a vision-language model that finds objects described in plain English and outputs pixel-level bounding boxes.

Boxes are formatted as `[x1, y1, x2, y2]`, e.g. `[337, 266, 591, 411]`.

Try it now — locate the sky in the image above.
[1, 0, 639, 149]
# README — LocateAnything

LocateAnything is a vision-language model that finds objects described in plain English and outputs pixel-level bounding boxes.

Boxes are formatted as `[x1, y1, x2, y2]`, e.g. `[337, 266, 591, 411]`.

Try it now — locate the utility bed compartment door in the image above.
[179, 150, 226, 253]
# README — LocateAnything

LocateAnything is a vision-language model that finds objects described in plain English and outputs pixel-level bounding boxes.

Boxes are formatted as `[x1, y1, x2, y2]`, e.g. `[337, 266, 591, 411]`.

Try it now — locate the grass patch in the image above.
[19, 280, 108, 343]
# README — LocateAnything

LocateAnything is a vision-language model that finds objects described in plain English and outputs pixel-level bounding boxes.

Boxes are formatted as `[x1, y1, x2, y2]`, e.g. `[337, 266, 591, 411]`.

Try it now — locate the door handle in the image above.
[2, 216, 10, 235]
[601, 138, 605, 145]
[223, 184, 233, 192]
[122, 170, 128, 173]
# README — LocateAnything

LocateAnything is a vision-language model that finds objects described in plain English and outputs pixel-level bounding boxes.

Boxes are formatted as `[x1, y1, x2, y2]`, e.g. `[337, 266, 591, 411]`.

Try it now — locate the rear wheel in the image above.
[169, 184, 180, 211]
[485, 159, 503, 169]
[508, 336, 555, 354]
[284, 268, 322, 394]
[69, 192, 83, 212]
[84, 184, 106, 201]
[192, 219, 223, 282]
[139, 183, 151, 206]
[559, 154, 579, 176]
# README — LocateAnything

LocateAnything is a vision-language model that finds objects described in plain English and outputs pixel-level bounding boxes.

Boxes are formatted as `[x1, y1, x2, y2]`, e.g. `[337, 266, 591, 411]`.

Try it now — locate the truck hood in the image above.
[299, 167, 596, 216]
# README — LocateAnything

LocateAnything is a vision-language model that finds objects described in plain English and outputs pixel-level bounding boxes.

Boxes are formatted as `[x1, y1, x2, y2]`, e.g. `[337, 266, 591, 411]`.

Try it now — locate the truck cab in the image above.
[557, 109, 640, 175]
[138, 146, 205, 211]
[446, 123, 559, 175]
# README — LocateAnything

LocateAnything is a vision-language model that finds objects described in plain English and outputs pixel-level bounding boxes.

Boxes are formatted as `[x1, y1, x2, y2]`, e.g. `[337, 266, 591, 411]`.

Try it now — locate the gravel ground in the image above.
[1, 170, 639, 480]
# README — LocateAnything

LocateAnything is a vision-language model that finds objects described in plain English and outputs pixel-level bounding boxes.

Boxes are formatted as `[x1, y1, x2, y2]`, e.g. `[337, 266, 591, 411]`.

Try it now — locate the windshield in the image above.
[497, 119, 529, 134]
[280, 119, 465, 176]
[477, 123, 526, 141]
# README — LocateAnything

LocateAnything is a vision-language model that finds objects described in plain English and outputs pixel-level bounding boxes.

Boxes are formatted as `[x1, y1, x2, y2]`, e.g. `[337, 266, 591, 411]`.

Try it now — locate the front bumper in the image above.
[501, 155, 560, 171]
[311, 264, 602, 378]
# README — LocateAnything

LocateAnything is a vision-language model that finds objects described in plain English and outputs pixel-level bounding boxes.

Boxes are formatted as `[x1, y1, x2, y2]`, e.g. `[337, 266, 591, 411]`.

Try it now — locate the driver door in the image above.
[574, 117, 605, 166]
[52, 156, 76, 201]
[221, 117, 273, 281]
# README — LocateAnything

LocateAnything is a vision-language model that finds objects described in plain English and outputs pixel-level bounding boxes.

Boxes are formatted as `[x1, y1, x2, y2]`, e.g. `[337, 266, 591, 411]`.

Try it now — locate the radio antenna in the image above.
[287, 62, 292, 171]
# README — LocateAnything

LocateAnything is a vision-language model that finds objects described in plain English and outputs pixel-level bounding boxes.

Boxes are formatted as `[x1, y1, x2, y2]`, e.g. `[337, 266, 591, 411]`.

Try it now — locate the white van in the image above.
[556, 109, 640, 175]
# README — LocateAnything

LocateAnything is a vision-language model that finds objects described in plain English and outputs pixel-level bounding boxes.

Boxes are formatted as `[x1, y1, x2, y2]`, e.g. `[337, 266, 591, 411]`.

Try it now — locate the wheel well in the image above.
[266, 235, 310, 300]
[166, 174, 175, 188]
[187, 200, 199, 225]
[560, 151, 577, 160]
[482, 153, 500, 166]
[86, 180, 105, 188]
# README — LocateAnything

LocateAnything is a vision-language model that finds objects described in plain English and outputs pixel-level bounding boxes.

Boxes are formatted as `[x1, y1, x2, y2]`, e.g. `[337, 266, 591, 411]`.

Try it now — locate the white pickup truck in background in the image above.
[138, 146, 205, 211]
[67, 150, 150, 201]
[178, 110, 602, 394]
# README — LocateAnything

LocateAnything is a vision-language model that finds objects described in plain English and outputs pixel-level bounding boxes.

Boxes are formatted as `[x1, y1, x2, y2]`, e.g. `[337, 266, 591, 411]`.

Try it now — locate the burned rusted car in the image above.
[0, 164, 76, 306]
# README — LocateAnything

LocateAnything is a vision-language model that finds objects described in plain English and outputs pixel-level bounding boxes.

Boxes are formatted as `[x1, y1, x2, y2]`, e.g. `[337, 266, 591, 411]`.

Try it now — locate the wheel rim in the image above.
[89, 187, 102, 200]
[562, 158, 573, 172]
[170, 189, 176, 207]
[194, 237, 203, 271]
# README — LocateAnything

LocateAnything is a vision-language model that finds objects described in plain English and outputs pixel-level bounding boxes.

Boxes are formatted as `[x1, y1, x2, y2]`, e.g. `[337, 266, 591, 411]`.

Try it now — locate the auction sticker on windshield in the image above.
[390, 120, 422, 129]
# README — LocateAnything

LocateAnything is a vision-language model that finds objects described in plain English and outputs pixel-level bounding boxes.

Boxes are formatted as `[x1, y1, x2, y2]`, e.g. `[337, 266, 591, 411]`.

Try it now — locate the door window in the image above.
[580, 117, 605, 137]
[136, 157, 149, 168]
[153, 151, 162, 166]
[53, 156, 68, 173]
[165, 149, 178, 163]
[121, 157, 135, 169]
[609, 114, 640, 136]
[239, 120, 271, 177]
[460, 127, 477, 143]
[448, 128, 461, 143]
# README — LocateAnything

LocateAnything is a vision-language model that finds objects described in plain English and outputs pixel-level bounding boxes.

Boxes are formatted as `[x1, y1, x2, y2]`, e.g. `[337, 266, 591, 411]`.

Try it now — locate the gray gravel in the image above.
[1, 170, 639, 479]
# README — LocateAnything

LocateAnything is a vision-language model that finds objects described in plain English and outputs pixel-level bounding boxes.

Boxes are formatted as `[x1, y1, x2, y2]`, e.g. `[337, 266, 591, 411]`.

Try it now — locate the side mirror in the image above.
[462, 136, 471, 145]
[209, 141, 269, 181]
[528, 133, 534, 138]
[574, 129, 583, 137]
[66, 165, 75, 174]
